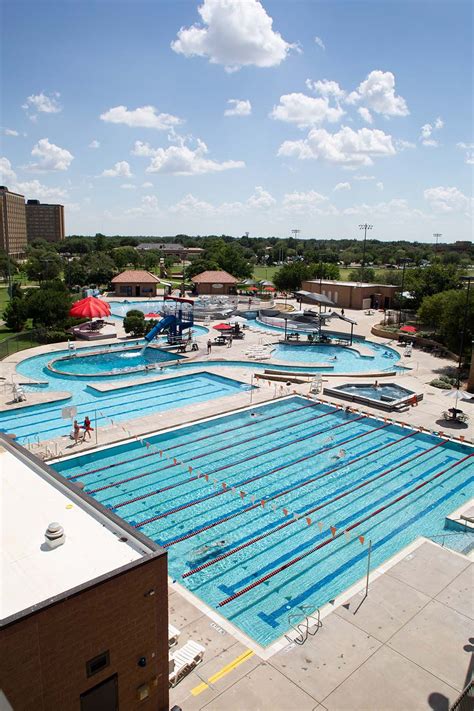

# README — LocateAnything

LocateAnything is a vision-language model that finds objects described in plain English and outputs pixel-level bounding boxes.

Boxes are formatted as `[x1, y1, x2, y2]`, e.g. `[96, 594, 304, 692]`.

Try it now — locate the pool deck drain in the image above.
[169, 538, 473, 710]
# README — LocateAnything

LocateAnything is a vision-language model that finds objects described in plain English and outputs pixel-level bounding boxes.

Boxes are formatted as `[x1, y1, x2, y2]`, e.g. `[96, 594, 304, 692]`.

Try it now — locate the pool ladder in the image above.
[285, 606, 322, 646]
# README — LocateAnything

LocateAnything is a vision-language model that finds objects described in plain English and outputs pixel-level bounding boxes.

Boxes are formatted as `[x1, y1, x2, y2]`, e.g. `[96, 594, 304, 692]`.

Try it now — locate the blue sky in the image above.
[1, 0, 472, 241]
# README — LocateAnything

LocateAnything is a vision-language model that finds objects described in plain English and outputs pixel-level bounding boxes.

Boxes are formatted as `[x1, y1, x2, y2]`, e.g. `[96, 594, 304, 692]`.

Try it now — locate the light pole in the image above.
[358, 224, 373, 280]
[433, 233, 442, 253]
[455, 276, 473, 399]
[398, 258, 410, 325]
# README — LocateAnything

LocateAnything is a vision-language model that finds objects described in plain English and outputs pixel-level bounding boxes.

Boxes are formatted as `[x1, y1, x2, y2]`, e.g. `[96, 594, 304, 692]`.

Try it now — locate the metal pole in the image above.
[95, 409, 98, 445]
[353, 539, 372, 615]
[399, 260, 407, 325]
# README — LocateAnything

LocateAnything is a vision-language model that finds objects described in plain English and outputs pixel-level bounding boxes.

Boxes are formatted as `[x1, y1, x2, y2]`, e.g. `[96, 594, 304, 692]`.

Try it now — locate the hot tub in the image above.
[323, 382, 422, 411]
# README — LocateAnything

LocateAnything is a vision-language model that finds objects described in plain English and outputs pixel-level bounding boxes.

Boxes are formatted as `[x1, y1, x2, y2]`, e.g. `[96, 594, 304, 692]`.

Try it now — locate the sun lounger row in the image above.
[169, 640, 206, 687]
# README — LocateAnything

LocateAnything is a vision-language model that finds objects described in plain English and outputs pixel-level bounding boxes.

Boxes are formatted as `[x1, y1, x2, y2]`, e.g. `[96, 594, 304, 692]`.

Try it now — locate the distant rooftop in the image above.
[1, 437, 160, 624]
[305, 279, 398, 288]
[111, 270, 161, 283]
[191, 270, 239, 284]
[136, 243, 203, 253]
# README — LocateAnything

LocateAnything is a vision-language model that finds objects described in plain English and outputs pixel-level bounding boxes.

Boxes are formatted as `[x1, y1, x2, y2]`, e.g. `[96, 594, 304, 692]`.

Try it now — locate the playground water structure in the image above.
[52, 396, 474, 647]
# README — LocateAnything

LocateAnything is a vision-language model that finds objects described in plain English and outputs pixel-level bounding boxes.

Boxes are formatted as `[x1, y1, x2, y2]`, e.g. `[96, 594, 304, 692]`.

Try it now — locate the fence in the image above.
[0, 331, 42, 360]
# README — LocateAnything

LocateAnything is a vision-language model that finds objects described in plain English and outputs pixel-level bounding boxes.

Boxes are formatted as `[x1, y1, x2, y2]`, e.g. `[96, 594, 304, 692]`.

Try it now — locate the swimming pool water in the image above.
[51, 346, 180, 376]
[335, 384, 414, 402]
[53, 397, 473, 647]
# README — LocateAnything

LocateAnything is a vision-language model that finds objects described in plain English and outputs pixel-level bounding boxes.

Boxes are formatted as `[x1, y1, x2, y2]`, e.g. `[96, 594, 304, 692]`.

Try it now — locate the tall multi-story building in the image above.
[26, 199, 65, 243]
[0, 186, 27, 257]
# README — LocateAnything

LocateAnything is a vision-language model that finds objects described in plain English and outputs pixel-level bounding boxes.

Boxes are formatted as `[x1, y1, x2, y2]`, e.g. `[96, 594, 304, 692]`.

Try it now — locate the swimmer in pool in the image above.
[191, 540, 227, 558]
[331, 448, 347, 460]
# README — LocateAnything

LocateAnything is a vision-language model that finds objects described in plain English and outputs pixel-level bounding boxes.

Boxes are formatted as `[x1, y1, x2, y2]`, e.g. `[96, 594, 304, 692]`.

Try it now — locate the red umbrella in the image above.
[246, 285, 258, 292]
[213, 323, 232, 331]
[69, 296, 111, 319]
[264, 285, 276, 292]
[144, 312, 161, 319]
[400, 325, 417, 333]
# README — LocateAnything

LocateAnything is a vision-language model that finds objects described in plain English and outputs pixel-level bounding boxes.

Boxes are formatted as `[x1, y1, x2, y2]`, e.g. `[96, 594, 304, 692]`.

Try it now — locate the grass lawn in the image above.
[251, 265, 279, 282]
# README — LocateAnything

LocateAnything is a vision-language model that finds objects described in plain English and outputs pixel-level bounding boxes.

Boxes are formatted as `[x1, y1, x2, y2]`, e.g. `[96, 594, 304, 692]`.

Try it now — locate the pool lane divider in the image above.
[107, 408, 340, 506]
[168, 424, 407, 549]
[133, 415, 368, 528]
[216, 452, 473, 608]
[181, 435, 442, 578]
[67, 400, 323, 480]
[86, 405, 336, 495]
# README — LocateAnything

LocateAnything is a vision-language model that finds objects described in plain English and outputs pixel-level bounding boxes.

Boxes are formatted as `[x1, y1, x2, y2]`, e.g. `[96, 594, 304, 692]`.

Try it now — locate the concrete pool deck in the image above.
[169, 539, 473, 710]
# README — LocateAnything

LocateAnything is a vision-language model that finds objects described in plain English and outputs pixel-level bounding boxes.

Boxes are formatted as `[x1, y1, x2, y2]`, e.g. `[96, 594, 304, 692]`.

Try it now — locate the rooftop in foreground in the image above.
[0, 435, 161, 624]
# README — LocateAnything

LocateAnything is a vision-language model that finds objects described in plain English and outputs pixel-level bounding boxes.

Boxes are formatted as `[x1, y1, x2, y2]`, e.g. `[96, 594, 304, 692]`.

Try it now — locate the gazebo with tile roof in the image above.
[111, 270, 162, 297]
[191, 270, 239, 295]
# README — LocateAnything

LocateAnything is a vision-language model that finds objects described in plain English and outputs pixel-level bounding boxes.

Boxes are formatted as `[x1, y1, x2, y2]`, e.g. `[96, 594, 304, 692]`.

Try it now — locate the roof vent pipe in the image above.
[44, 522, 66, 550]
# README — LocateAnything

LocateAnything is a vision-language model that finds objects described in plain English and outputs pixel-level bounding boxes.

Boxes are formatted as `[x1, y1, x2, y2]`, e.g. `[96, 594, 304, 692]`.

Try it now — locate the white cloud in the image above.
[22, 92, 62, 118]
[358, 107, 373, 124]
[171, 0, 295, 72]
[334, 182, 351, 192]
[376, 181, 384, 191]
[457, 142, 474, 165]
[13, 179, 67, 201]
[278, 126, 396, 167]
[247, 185, 276, 209]
[125, 195, 160, 216]
[143, 139, 245, 175]
[27, 138, 74, 172]
[314, 36, 325, 50]
[353, 175, 375, 181]
[423, 186, 470, 213]
[346, 70, 409, 117]
[120, 183, 136, 189]
[89, 139, 100, 149]
[343, 198, 424, 219]
[224, 99, 252, 117]
[101, 161, 133, 178]
[395, 138, 416, 151]
[169, 193, 216, 215]
[142, 181, 153, 188]
[419, 117, 443, 147]
[0, 157, 17, 183]
[282, 190, 336, 215]
[3, 128, 19, 137]
[271, 93, 345, 128]
[100, 105, 183, 130]
[305, 79, 345, 100]
[131, 141, 157, 157]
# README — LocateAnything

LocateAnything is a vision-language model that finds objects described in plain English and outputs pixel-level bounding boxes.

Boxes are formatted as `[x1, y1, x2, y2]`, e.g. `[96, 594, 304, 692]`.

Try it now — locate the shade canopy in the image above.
[400, 325, 417, 333]
[69, 296, 111, 319]
[259, 280, 274, 287]
[295, 290, 335, 307]
[213, 323, 233, 331]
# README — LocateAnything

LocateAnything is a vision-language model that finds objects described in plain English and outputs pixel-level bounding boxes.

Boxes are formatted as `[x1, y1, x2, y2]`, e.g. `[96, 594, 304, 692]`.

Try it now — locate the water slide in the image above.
[144, 315, 179, 343]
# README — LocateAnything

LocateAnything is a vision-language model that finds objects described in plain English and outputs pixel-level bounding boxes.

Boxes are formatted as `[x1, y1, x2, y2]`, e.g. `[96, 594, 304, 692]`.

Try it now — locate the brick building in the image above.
[0, 186, 27, 257]
[301, 279, 399, 310]
[191, 270, 239, 296]
[111, 270, 162, 297]
[26, 199, 65, 243]
[0, 435, 169, 711]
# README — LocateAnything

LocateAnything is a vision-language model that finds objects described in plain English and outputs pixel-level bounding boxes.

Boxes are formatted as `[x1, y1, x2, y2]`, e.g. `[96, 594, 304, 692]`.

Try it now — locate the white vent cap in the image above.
[44, 522, 66, 549]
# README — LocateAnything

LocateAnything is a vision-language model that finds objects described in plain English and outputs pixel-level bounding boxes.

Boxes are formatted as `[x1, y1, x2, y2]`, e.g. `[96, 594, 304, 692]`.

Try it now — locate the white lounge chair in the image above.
[169, 640, 206, 687]
[168, 623, 181, 648]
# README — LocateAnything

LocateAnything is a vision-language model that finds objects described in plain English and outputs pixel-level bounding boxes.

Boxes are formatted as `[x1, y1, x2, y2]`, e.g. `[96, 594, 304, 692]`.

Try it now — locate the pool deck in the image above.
[169, 538, 473, 710]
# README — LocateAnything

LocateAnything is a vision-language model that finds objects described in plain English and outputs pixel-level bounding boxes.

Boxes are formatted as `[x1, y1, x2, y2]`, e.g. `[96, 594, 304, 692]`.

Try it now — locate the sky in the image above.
[1, 0, 472, 242]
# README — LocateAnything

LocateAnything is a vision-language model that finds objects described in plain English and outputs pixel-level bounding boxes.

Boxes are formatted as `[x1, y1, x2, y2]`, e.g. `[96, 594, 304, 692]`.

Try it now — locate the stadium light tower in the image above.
[433, 233, 442, 252]
[358, 223, 373, 279]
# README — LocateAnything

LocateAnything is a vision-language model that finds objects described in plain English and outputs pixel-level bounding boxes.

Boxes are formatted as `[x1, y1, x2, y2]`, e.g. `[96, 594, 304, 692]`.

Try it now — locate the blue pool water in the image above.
[51, 346, 180, 376]
[334, 383, 415, 402]
[0, 349, 250, 443]
[53, 397, 473, 647]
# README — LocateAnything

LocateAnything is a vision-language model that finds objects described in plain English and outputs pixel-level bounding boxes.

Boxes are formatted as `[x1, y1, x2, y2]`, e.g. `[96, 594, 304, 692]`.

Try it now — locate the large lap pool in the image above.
[53, 397, 473, 647]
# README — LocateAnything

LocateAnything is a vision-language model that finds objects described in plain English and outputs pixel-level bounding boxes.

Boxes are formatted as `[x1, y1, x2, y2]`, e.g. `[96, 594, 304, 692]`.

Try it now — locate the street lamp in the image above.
[358, 224, 373, 280]
[455, 276, 473, 398]
[398, 258, 411, 325]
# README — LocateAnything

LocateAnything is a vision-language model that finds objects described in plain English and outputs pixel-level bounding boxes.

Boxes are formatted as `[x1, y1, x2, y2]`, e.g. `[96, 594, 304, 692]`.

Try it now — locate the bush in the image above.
[429, 379, 452, 390]
[3, 297, 28, 331]
[126, 309, 145, 318]
[123, 315, 146, 338]
[35, 328, 71, 344]
[439, 374, 457, 385]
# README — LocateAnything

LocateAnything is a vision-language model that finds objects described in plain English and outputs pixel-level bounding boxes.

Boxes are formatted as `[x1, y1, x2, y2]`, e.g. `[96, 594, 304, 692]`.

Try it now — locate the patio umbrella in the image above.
[443, 389, 473, 402]
[246, 286, 258, 292]
[213, 323, 232, 331]
[263, 285, 276, 292]
[69, 296, 111, 319]
[399, 325, 417, 333]
[144, 312, 161, 319]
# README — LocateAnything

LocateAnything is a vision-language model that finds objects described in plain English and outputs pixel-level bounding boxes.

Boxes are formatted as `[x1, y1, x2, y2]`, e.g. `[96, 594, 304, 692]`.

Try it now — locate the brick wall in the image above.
[0, 554, 168, 711]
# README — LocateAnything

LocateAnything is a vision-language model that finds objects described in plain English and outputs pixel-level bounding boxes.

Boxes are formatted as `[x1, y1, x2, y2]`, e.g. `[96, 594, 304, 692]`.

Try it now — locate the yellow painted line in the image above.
[191, 649, 254, 696]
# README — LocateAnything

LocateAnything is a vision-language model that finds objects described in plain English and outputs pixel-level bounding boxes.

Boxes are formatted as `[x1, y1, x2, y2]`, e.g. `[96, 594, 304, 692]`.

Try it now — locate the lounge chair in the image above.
[168, 623, 181, 648]
[169, 640, 205, 687]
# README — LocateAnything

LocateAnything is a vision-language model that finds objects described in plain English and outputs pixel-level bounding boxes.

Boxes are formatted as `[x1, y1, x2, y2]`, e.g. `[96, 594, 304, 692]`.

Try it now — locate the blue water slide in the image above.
[144, 315, 178, 342]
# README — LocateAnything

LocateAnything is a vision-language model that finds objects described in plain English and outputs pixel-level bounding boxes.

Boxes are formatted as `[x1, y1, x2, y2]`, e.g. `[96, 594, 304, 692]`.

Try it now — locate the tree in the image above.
[112, 246, 140, 271]
[185, 257, 219, 280]
[311, 262, 340, 280]
[25, 249, 63, 282]
[3, 297, 28, 331]
[348, 267, 376, 283]
[123, 312, 146, 338]
[0, 250, 18, 281]
[273, 263, 312, 292]
[25, 281, 72, 327]
[418, 289, 473, 355]
[405, 264, 460, 306]
[81, 253, 117, 286]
